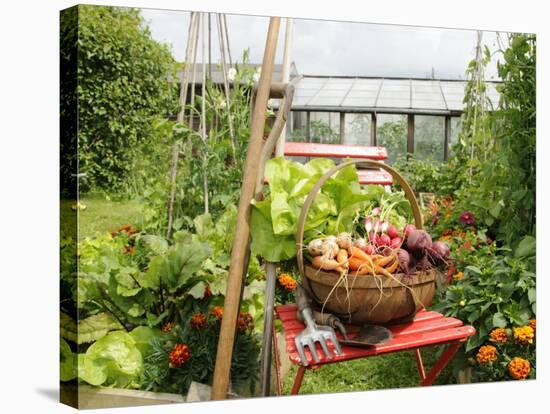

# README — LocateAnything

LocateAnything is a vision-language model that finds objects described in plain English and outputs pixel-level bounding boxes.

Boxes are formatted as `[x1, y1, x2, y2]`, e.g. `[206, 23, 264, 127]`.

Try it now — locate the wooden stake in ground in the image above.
[210, 16, 281, 401]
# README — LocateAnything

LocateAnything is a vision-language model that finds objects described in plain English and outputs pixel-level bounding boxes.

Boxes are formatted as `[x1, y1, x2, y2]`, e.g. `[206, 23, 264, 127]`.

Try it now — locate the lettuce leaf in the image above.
[77, 330, 143, 388]
[250, 157, 373, 262]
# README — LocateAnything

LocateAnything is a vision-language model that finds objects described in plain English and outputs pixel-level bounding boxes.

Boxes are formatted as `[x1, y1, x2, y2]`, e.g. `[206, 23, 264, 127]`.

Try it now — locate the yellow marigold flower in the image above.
[476, 345, 498, 364]
[508, 357, 531, 380]
[513, 326, 534, 345]
[489, 327, 508, 343]
[439, 235, 452, 242]
[528, 319, 536, 332]
[452, 271, 464, 281]
[278, 273, 297, 291]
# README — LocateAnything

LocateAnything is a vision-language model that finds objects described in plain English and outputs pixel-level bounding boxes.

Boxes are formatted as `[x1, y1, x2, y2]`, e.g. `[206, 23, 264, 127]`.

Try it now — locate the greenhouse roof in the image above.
[289, 75, 501, 115]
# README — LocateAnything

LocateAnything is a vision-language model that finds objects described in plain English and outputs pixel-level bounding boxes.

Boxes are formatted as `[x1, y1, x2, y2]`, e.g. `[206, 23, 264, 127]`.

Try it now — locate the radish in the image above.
[368, 233, 377, 244]
[372, 207, 381, 216]
[364, 217, 373, 233]
[387, 225, 399, 239]
[379, 234, 391, 247]
[404, 224, 416, 239]
[365, 245, 375, 255]
[373, 220, 381, 235]
[381, 221, 389, 234]
[390, 236, 403, 249]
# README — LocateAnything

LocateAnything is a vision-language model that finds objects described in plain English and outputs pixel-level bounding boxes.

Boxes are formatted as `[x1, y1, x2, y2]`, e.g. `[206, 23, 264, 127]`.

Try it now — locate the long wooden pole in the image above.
[275, 18, 294, 157]
[210, 17, 281, 400]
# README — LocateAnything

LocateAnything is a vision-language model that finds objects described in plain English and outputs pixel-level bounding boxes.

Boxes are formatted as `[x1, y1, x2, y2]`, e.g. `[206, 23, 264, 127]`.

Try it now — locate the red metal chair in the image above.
[283, 142, 393, 186]
[272, 305, 475, 395]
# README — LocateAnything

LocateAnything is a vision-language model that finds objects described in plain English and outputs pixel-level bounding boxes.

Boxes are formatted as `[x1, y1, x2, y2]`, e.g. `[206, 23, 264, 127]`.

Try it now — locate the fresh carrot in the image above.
[312, 255, 341, 271]
[348, 246, 371, 261]
[337, 249, 349, 267]
[385, 257, 399, 273]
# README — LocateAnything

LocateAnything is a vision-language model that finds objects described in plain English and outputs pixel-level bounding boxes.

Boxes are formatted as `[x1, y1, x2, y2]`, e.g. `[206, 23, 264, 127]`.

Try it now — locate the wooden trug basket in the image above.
[296, 160, 436, 325]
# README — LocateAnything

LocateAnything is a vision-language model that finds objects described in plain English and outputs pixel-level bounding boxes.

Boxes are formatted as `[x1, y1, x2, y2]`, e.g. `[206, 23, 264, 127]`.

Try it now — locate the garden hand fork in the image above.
[294, 285, 342, 366]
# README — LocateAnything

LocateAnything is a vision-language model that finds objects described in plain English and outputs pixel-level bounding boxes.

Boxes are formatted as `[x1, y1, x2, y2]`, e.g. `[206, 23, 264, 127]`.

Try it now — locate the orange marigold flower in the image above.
[237, 312, 254, 332]
[508, 357, 531, 380]
[161, 322, 175, 333]
[190, 313, 207, 329]
[278, 273, 297, 291]
[476, 345, 498, 364]
[489, 328, 508, 343]
[439, 235, 452, 242]
[452, 271, 464, 282]
[513, 326, 534, 345]
[442, 229, 453, 237]
[210, 306, 224, 321]
[169, 343, 191, 368]
[528, 319, 536, 332]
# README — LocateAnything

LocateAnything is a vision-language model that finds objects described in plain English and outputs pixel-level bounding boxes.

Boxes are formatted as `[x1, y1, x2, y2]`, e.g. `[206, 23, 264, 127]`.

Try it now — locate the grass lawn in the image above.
[281, 346, 455, 395]
[60, 196, 144, 239]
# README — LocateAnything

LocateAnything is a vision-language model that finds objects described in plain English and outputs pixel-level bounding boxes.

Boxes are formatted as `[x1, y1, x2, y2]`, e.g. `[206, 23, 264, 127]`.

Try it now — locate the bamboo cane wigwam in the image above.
[296, 160, 437, 325]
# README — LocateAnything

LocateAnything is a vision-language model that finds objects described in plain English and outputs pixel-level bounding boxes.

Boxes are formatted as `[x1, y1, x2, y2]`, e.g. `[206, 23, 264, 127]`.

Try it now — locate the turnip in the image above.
[321, 238, 339, 259]
[307, 239, 324, 256]
[336, 232, 352, 249]
[387, 225, 399, 239]
[353, 237, 368, 251]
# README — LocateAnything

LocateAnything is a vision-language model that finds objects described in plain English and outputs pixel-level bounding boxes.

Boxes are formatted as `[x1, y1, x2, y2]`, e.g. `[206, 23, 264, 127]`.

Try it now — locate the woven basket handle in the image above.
[296, 160, 423, 280]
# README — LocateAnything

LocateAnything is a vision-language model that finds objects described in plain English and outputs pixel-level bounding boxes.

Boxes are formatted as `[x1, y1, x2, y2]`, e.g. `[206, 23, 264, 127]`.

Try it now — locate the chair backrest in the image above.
[283, 142, 393, 186]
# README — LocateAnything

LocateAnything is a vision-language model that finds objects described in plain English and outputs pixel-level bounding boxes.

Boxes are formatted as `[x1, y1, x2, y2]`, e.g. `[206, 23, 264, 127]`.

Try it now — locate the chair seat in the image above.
[275, 305, 476, 366]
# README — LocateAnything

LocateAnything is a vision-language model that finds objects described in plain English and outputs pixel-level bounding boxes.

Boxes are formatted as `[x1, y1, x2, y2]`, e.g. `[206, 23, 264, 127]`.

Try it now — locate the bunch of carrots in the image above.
[307, 233, 398, 277]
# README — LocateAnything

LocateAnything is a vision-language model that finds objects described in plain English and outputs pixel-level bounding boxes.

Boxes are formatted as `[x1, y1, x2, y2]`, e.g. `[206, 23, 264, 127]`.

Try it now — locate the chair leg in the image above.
[272, 322, 283, 396]
[421, 343, 461, 386]
[414, 348, 426, 382]
[291, 366, 306, 395]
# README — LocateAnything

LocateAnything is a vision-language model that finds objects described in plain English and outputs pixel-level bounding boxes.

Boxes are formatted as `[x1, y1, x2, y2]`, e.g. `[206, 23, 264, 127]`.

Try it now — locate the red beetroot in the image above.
[404, 224, 416, 239]
[406, 229, 433, 259]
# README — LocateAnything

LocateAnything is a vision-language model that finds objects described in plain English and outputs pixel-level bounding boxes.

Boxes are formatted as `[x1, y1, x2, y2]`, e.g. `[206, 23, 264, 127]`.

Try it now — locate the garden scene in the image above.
[60, 5, 536, 407]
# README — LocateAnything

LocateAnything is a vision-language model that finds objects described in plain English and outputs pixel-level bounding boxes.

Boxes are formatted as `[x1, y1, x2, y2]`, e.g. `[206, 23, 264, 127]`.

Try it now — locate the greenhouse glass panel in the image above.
[414, 115, 445, 161]
[344, 113, 371, 145]
[310, 112, 340, 144]
[289, 111, 308, 142]
[376, 114, 407, 163]
[448, 116, 463, 156]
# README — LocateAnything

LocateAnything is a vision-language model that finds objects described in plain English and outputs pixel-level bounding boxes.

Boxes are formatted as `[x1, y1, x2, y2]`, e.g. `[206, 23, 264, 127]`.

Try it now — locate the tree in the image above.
[62, 5, 177, 192]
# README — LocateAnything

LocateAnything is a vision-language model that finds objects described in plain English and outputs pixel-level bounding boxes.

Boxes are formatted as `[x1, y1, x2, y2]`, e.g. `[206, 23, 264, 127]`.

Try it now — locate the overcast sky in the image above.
[140, 8, 507, 80]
